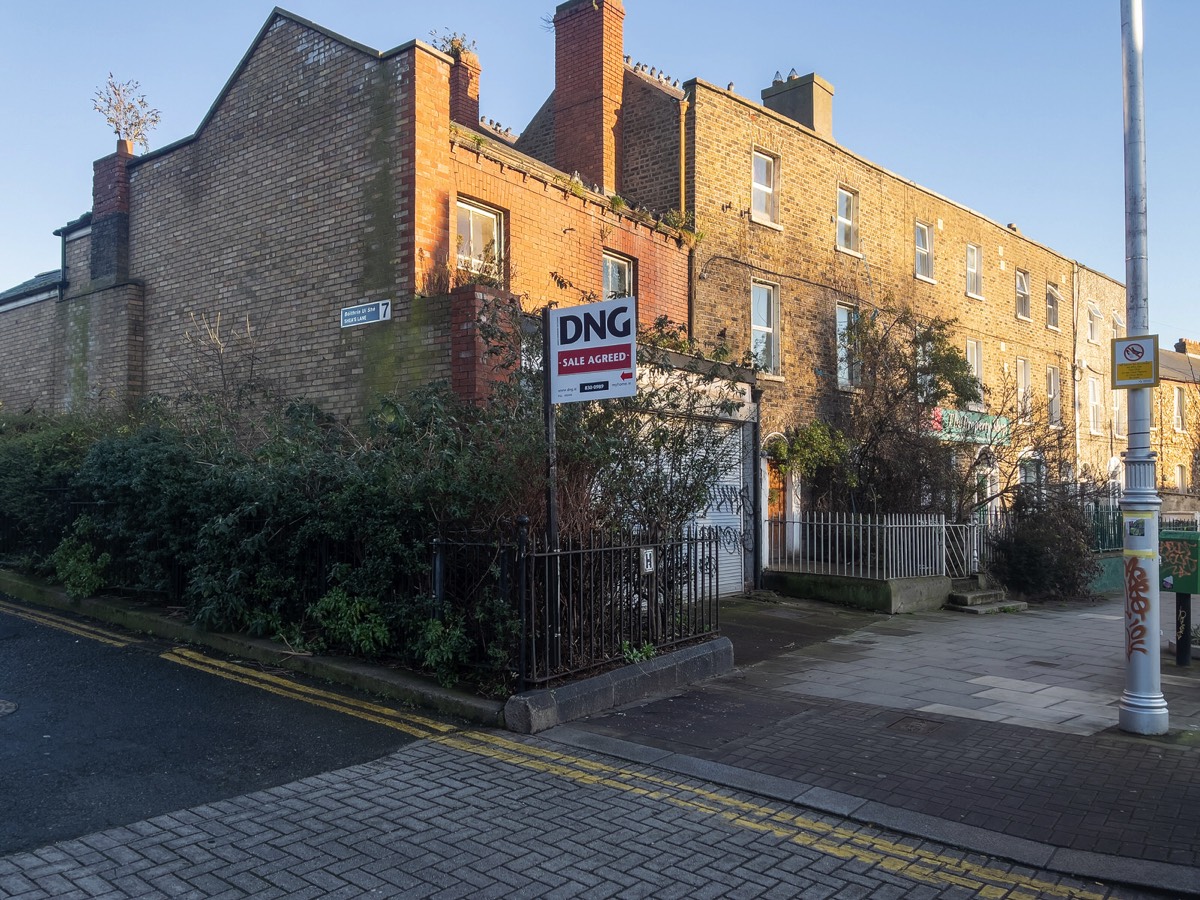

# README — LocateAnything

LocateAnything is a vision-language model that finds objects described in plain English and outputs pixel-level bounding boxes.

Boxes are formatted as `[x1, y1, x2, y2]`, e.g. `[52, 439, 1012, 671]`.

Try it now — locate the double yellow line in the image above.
[162, 647, 454, 740]
[0, 598, 132, 647]
[1, 599, 1113, 898]
[163, 647, 1108, 899]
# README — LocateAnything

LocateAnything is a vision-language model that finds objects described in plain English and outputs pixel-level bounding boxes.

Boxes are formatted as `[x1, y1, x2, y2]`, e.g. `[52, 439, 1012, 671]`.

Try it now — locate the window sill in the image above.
[1087, 338, 1101, 346]
[835, 245, 863, 260]
[1047, 324, 1061, 332]
[837, 383, 861, 394]
[751, 215, 784, 232]
[759, 372, 785, 383]
[914, 273, 937, 285]
[1016, 314, 1032, 323]
[967, 292, 985, 302]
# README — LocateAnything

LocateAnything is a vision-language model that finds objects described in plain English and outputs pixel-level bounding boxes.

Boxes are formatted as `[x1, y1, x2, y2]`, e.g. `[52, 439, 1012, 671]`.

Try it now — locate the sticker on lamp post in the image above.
[547, 297, 637, 404]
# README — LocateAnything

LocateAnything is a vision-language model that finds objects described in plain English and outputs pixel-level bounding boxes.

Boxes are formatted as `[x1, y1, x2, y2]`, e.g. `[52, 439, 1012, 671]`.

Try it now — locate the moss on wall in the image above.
[356, 69, 402, 407]
[64, 297, 91, 409]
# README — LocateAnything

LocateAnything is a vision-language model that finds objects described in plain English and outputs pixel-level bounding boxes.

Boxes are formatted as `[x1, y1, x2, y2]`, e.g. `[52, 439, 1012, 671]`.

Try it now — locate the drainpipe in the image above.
[1072, 261, 1081, 471]
[751, 385, 764, 590]
[679, 92, 693, 341]
[58, 230, 68, 302]
[677, 93, 689, 217]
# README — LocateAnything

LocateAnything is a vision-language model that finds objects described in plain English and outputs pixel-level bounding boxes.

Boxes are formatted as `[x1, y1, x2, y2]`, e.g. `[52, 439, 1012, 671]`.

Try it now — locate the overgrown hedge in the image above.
[0, 393, 525, 694]
[0, 315, 746, 695]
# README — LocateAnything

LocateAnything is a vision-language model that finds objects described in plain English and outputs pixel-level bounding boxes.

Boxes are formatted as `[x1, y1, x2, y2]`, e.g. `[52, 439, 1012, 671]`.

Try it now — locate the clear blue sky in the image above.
[2, 1, 1196, 343]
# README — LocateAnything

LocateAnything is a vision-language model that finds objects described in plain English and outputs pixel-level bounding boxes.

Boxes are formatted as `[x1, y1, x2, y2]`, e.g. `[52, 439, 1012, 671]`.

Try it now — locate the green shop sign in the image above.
[930, 408, 1010, 445]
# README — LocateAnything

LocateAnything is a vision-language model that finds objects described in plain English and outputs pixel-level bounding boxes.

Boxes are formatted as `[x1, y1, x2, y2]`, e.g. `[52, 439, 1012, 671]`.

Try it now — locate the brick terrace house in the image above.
[515, 0, 1156, 520]
[1156, 340, 1200, 508]
[0, 7, 761, 593]
[0, 9, 698, 419]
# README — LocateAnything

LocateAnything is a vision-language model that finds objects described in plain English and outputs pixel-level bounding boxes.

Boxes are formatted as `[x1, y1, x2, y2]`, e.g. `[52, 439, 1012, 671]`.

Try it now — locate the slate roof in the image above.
[0, 270, 60, 305]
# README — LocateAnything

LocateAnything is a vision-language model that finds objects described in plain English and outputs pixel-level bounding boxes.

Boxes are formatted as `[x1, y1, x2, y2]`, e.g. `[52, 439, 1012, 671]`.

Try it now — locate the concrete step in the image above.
[947, 589, 1007, 607]
[950, 575, 986, 592]
[945, 598, 1029, 615]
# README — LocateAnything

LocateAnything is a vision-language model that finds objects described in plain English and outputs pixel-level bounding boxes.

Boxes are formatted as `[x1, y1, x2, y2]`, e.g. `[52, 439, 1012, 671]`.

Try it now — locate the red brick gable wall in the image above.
[446, 139, 688, 329]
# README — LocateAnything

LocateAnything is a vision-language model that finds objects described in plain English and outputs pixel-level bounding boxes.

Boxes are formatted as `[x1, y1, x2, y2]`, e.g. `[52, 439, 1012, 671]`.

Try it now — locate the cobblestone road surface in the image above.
[0, 727, 1163, 899]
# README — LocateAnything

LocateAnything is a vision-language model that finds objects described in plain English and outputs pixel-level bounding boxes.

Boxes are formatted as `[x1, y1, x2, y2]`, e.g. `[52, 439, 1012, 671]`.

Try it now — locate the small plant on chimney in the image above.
[93, 73, 161, 151]
[429, 29, 476, 59]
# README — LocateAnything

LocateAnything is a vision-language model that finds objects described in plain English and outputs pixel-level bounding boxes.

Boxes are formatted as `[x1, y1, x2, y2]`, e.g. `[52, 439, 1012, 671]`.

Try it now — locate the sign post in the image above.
[541, 297, 638, 670]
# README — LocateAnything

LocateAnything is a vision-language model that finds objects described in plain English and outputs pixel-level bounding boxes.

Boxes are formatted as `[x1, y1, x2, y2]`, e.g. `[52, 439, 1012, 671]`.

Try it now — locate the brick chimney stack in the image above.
[450, 49, 481, 127]
[553, 0, 624, 195]
[761, 71, 834, 140]
[91, 140, 133, 281]
[1174, 338, 1200, 358]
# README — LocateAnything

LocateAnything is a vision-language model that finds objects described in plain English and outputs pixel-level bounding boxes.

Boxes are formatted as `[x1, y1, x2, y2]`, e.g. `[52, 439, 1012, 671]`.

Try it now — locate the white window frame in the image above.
[1046, 365, 1061, 426]
[602, 251, 634, 299]
[836, 303, 860, 389]
[1088, 377, 1103, 434]
[1176, 464, 1188, 491]
[1174, 386, 1187, 432]
[914, 221, 934, 281]
[1015, 270, 1031, 320]
[966, 243, 983, 299]
[1113, 313, 1126, 339]
[836, 186, 859, 253]
[1086, 304, 1102, 344]
[455, 199, 503, 280]
[751, 280, 780, 375]
[1045, 285, 1061, 330]
[965, 338, 984, 409]
[751, 149, 779, 226]
[1016, 356, 1032, 422]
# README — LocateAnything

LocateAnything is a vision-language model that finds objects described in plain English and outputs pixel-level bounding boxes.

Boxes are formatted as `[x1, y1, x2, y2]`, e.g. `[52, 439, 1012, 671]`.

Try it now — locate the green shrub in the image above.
[413, 616, 470, 688]
[48, 532, 111, 599]
[988, 501, 1101, 600]
[0, 411, 116, 566]
[308, 587, 392, 657]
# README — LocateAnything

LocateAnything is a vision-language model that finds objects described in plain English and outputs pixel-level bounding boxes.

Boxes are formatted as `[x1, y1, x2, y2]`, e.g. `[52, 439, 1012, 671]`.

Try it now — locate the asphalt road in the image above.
[0, 594, 421, 855]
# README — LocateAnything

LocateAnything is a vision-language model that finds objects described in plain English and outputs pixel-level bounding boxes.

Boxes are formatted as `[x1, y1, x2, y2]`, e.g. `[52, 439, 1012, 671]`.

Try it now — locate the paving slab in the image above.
[553, 592, 1200, 892]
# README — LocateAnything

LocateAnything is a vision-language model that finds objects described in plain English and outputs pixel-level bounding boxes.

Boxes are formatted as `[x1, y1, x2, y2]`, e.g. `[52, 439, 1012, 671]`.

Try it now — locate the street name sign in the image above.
[547, 297, 637, 404]
[340, 299, 393, 329]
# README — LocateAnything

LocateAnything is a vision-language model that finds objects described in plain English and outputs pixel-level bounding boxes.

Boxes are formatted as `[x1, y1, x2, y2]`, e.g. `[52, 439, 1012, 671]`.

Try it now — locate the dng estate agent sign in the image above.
[547, 297, 637, 404]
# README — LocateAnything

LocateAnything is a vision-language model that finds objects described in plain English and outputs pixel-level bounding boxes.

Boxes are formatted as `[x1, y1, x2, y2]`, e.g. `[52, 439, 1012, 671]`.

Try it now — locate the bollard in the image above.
[1177, 592, 1193, 667]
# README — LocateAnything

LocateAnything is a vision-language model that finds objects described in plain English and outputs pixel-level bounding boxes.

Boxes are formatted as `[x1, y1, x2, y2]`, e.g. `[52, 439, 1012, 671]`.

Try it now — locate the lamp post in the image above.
[1118, 0, 1168, 735]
